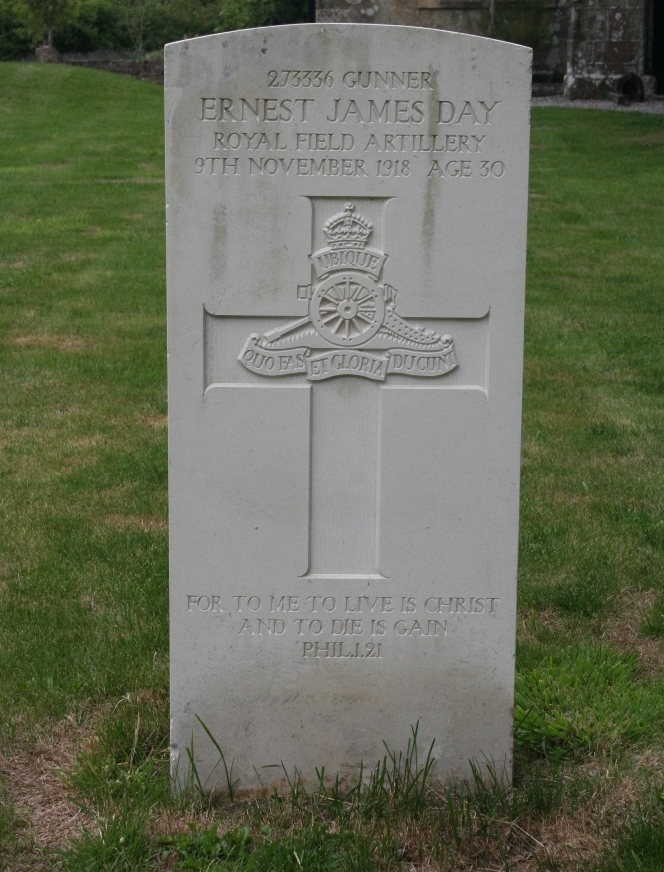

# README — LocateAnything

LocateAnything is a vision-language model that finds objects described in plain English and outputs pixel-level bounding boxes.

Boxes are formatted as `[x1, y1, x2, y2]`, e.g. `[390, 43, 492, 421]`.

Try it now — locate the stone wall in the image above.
[563, 0, 651, 97]
[63, 53, 164, 84]
[318, 0, 488, 34]
[316, 0, 565, 79]
[316, 0, 656, 97]
[36, 49, 164, 85]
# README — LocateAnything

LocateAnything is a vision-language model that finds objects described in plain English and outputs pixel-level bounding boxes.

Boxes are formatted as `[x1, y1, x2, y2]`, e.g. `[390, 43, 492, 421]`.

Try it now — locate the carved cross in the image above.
[204, 197, 487, 579]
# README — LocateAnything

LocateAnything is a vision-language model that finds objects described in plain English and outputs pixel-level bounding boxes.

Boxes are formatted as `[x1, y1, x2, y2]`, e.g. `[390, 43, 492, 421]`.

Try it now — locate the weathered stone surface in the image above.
[165, 24, 531, 793]
[35, 45, 62, 63]
[317, 0, 659, 98]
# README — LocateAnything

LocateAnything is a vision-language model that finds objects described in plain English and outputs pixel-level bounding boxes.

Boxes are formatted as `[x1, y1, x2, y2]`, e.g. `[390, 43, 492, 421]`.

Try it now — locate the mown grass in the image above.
[0, 63, 168, 735]
[0, 62, 663, 870]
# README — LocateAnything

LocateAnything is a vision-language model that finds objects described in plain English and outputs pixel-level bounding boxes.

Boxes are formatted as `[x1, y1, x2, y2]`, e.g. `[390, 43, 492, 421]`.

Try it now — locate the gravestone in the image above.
[165, 24, 531, 792]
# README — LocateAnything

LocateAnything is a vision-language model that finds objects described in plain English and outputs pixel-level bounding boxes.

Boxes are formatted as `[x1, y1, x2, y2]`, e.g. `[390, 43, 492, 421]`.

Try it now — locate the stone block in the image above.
[608, 40, 637, 64]
[35, 45, 62, 63]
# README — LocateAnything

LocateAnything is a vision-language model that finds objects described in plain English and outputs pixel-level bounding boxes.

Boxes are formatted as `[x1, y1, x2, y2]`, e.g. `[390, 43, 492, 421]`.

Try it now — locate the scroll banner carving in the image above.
[310, 247, 387, 281]
[240, 337, 457, 382]
[238, 202, 458, 383]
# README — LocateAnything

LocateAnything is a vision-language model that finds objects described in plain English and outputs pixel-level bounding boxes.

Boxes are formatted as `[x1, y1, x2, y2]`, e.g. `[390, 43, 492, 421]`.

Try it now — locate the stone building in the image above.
[316, 0, 664, 98]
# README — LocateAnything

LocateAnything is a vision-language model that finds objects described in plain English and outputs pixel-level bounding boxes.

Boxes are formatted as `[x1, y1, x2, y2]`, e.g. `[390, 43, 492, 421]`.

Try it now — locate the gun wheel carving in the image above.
[310, 273, 385, 347]
[238, 201, 458, 382]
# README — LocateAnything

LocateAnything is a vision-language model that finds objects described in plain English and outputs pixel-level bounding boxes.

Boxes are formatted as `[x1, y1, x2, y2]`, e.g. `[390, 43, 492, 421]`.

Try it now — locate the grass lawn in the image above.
[0, 61, 662, 870]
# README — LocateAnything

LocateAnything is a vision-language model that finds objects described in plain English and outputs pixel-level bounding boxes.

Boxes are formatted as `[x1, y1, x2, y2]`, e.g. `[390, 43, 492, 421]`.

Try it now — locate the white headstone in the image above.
[166, 24, 531, 792]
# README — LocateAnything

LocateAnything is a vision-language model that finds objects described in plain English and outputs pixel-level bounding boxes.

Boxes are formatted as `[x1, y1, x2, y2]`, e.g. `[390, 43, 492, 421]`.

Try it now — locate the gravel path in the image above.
[532, 95, 664, 114]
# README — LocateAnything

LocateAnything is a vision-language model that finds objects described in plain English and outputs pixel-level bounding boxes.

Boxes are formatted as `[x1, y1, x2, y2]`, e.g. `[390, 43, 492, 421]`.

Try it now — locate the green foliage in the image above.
[62, 810, 153, 872]
[218, 0, 308, 32]
[490, 0, 552, 65]
[0, 0, 33, 57]
[116, 0, 221, 52]
[0, 0, 309, 56]
[348, 723, 436, 821]
[306, 724, 437, 827]
[642, 591, 664, 637]
[0, 0, 221, 56]
[189, 716, 238, 801]
[519, 110, 664, 631]
[67, 693, 170, 811]
[159, 823, 376, 871]
[54, 0, 134, 52]
[63, 694, 170, 870]
[160, 823, 253, 869]
[0, 778, 20, 864]
[592, 787, 664, 871]
[14, 0, 72, 45]
[515, 645, 664, 760]
[0, 63, 168, 732]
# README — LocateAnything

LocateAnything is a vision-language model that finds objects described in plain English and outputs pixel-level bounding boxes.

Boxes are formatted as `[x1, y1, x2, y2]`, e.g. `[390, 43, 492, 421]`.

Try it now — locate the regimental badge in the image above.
[239, 202, 458, 382]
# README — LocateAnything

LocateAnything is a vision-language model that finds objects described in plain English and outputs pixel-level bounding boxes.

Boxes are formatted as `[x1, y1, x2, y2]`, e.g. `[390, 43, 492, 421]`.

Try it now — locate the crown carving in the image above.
[323, 203, 373, 250]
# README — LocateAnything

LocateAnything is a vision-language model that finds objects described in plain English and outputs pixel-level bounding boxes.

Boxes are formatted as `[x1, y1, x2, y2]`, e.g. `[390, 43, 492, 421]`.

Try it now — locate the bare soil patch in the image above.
[12, 335, 86, 350]
[601, 588, 663, 674]
[0, 720, 92, 855]
[139, 414, 168, 428]
[104, 514, 167, 531]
